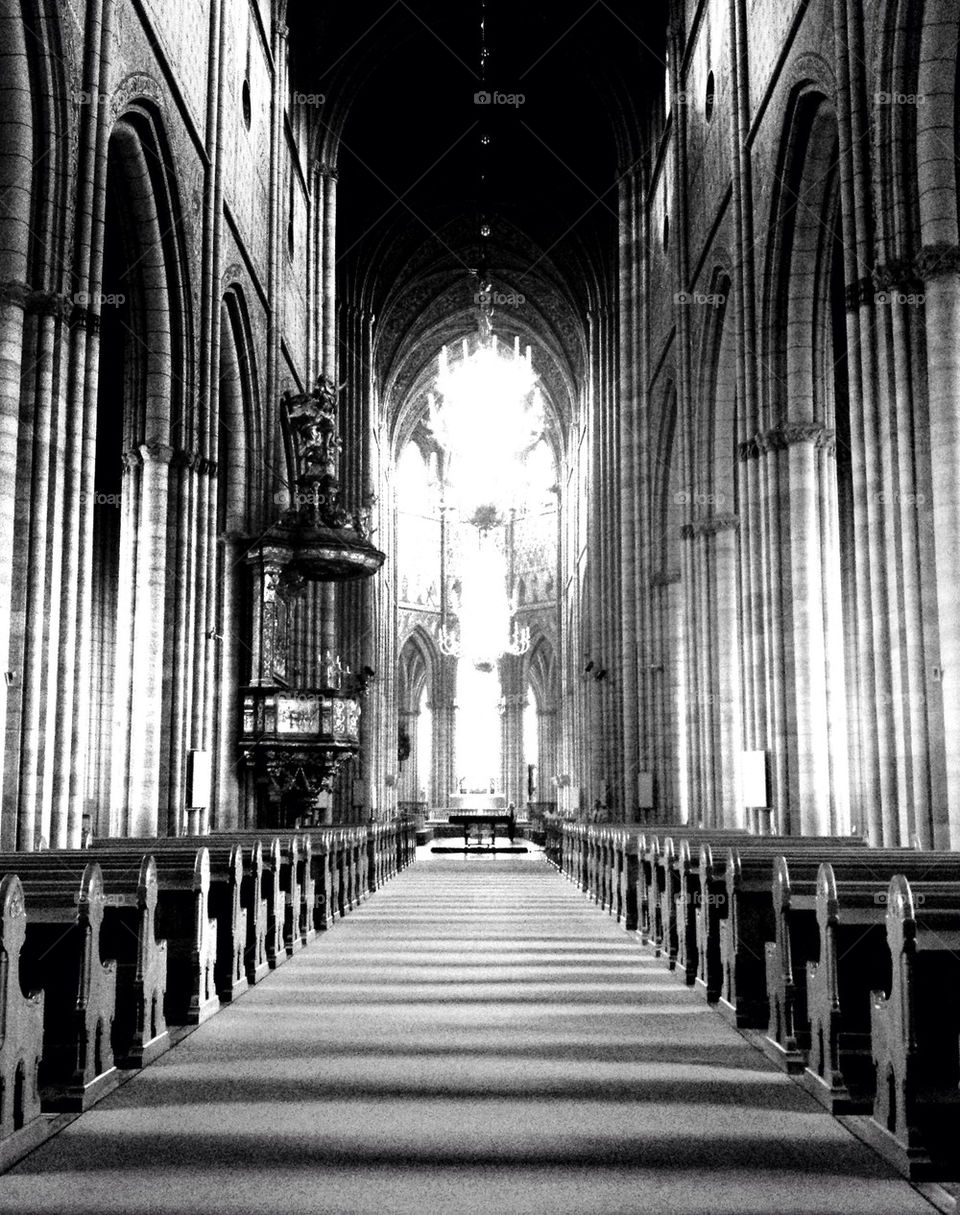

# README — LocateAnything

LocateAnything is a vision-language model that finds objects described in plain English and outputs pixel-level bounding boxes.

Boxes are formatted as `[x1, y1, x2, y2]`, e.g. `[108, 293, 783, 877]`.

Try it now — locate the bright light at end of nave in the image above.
[428, 338, 547, 515]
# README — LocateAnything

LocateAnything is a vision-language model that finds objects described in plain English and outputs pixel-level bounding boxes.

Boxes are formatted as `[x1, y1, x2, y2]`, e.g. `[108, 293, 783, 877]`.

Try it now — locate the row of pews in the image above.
[549, 820, 960, 1182]
[0, 820, 415, 1171]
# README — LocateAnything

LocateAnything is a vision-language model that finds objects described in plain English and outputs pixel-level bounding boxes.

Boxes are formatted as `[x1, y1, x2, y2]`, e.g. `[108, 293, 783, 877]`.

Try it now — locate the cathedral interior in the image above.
[1, 0, 960, 1210]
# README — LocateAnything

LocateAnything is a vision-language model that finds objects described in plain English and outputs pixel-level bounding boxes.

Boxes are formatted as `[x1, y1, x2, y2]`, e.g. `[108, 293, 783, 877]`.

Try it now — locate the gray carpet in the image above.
[0, 850, 939, 1214]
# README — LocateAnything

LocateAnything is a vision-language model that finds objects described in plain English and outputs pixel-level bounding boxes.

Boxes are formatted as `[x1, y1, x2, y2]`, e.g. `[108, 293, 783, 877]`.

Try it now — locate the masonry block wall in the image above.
[0, 0, 340, 848]
[607, 0, 960, 845]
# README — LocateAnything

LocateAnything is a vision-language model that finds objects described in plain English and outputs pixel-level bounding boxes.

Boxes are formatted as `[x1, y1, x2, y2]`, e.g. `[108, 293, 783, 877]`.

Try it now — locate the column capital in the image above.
[680, 514, 740, 540]
[26, 289, 74, 321]
[915, 242, 960, 282]
[844, 276, 874, 311]
[0, 280, 31, 309]
[873, 258, 923, 293]
[169, 448, 198, 471]
[139, 441, 176, 466]
[739, 421, 835, 460]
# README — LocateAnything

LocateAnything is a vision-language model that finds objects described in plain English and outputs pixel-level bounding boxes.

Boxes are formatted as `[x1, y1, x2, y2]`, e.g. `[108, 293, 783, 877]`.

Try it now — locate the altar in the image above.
[448, 793, 507, 812]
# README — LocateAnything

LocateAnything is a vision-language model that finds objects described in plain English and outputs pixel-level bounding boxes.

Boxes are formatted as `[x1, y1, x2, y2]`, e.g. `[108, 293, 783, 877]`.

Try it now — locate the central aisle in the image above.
[0, 850, 938, 1214]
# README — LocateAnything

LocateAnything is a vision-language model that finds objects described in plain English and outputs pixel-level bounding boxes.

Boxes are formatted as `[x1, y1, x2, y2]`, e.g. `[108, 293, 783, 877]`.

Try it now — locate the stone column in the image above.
[108, 450, 141, 838]
[13, 301, 58, 849]
[429, 698, 456, 807]
[166, 450, 195, 838]
[0, 4, 34, 837]
[499, 692, 526, 808]
[537, 706, 558, 799]
[70, 0, 113, 846]
[215, 532, 244, 829]
[398, 708, 419, 804]
[918, 245, 960, 841]
[764, 424, 835, 835]
[618, 175, 640, 818]
[125, 442, 174, 836]
[683, 516, 743, 828]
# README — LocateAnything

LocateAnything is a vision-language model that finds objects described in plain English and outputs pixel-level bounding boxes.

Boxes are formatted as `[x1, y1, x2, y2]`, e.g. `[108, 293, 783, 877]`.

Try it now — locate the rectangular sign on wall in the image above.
[742, 751, 768, 809]
[186, 750, 211, 809]
[637, 772, 654, 809]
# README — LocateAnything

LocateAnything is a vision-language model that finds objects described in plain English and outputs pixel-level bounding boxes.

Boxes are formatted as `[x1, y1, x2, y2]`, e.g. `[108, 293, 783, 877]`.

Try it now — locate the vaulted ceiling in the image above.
[287, 0, 667, 438]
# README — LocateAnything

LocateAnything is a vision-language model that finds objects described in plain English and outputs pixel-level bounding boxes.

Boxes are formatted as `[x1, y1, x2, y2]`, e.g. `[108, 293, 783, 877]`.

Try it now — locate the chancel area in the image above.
[0, 0, 960, 1210]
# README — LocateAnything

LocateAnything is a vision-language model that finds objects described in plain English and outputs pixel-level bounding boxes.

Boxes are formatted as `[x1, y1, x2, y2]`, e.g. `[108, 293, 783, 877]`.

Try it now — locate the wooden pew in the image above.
[576, 825, 592, 895]
[171, 831, 287, 968]
[610, 829, 627, 923]
[595, 829, 613, 912]
[675, 837, 727, 983]
[296, 833, 316, 947]
[865, 875, 960, 1180]
[367, 825, 381, 894]
[328, 831, 344, 922]
[544, 818, 563, 871]
[588, 830, 602, 904]
[786, 858, 960, 1113]
[562, 823, 581, 886]
[646, 828, 749, 964]
[617, 831, 641, 931]
[576, 824, 590, 892]
[161, 832, 283, 970]
[10, 852, 172, 1071]
[17, 862, 119, 1111]
[0, 875, 44, 1156]
[304, 832, 330, 933]
[277, 834, 303, 957]
[93, 836, 264, 992]
[10, 851, 169, 1065]
[637, 827, 747, 954]
[603, 829, 620, 914]
[696, 836, 868, 1021]
[345, 827, 363, 908]
[716, 840, 861, 1022]
[302, 828, 344, 924]
[397, 817, 415, 870]
[173, 828, 312, 958]
[356, 826, 372, 902]
[763, 853, 960, 1085]
[606, 829, 626, 920]
[344, 827, 362, 910]
[92, 854, 169, 1067]
[390, 819, 404, 877]
[557, 823, 571, 879]
[326, 829, 347, 920]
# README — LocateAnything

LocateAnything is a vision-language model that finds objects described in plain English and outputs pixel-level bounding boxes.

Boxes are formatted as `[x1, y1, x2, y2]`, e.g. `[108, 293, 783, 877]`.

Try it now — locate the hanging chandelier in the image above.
[427, 0, 531, 669]
[437, 523, 530, 667]
[438, 612, 531, 667]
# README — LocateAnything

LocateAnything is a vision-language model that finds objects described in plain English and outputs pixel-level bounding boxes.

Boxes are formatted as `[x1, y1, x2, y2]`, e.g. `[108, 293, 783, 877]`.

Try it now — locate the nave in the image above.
[0, 851, 940, 1215]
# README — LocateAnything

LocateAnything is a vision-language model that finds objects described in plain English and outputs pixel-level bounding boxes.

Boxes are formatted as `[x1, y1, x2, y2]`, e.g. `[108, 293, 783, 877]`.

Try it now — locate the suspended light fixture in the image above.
[437, 527, 530, 667]
[429, 0, 533, 667]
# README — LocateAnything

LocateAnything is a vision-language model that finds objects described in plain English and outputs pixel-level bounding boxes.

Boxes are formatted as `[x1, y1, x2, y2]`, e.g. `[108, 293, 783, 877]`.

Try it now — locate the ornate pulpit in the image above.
[239, 375, 384, 825]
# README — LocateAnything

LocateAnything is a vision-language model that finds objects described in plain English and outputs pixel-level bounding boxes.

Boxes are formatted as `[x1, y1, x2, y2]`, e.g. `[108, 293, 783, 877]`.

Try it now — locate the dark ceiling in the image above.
[289, 1, 667, 300]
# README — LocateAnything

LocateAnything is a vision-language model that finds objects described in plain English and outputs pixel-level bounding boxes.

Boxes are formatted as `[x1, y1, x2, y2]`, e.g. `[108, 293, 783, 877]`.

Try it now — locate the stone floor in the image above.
[0, 849, 943, 1214]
